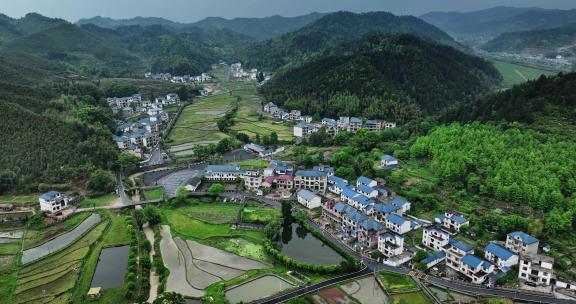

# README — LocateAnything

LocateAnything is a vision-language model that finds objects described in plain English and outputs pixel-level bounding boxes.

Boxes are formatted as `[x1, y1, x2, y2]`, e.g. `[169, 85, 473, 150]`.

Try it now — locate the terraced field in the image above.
[13, 221, 108, 304]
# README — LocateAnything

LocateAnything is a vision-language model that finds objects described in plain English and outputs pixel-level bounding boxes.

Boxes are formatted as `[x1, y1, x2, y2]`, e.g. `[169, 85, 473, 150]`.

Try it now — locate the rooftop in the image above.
[449, 239, 474, 252]
[298, 189, 320, 201]
[387, 213, 408, 226]
[508, 231, 539, 245]
[485, 243, 516, 260]
[357, 176, 375, 186]
[296, 170, 326, 178]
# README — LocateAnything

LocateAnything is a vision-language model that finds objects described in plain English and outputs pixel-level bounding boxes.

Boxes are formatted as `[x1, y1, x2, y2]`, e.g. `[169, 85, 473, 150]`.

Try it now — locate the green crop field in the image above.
[490, 59, 557, 88]
[233, 159, 269, 170]
[379, 271, 418, 292]
[0, 194, 38, 204]
[167, 93, 235, 146]
[78, 193, 117, 208]
[184, 203, 243, 224]
[143, 187, 165, 201]
[242, 206, 281, 224]
[391, 291, 433, 304]
[24, 212, 91, 249]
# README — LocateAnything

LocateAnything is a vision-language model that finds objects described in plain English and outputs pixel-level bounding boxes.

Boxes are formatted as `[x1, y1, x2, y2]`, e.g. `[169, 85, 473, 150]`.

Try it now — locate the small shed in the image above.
[87, 287, 102, 300]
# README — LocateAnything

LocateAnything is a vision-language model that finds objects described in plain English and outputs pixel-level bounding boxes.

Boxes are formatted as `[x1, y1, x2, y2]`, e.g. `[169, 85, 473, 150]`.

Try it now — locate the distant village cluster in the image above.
[229, 62, 261, 81]
[144, 72, 213, 84]
[109, 93, 181, 155]
[263, 102, 397, 138]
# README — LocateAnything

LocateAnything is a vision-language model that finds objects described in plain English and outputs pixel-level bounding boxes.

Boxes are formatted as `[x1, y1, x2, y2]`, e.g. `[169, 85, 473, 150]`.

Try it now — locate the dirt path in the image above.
[144, 224, 159, 303]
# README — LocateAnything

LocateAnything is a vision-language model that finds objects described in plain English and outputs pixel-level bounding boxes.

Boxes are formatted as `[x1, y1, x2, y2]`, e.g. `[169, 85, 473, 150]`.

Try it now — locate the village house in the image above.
[435, 211, 469, 232]
[243, 170, 263, 190]
[264, 102, 278, 113]
[357, 176, 377, 188]
[349, 117, 363, 133]
[341, 209, 368, 239]
[185, 177, 202, 192]
[421, 251, 447, 269]
[289, 110, 302, 121]
[356, 184, 378, 198]
[39, 191, 70, 214]
[264, 160, 293, 177]
[0, 204, 14, 212]
[385, 213, 412, 234]
[365, 120, 384, 132]
[378, 232, 405, 258]
[301, 115, 313, 123]
[293, 123, 319, 138]
[358, 219, 385, 248]
[381, 155, 400, 169]
[338, 117, 350, 131]
[518, 254, 554, 286]
[328, 176, 349, 195]
[506, 231, 539, 255]
[445, 239, 475, 271]
[389, 198, 411, 214]
[422, 226, 451, 251]
[484, 243, 519, 270]
[460, 254, 495, 284]
[313, 165, 335, 177]
[262, 175, 294, 190]
[204, 165, 244, 181]
[340, 188, 374, 210]
[296, 189, 322, 209]
[294, 170, 328, 193]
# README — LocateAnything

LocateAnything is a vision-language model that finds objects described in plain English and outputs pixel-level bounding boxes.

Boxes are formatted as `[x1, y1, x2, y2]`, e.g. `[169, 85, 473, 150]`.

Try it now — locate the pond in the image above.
[280, 223, 344, 265]
[91, 245, 130, 289]
[225, 274, 294, 304]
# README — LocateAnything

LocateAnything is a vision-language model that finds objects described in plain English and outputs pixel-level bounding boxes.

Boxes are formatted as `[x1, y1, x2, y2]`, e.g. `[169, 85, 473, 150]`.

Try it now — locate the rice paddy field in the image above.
[490, 59, 557, 88]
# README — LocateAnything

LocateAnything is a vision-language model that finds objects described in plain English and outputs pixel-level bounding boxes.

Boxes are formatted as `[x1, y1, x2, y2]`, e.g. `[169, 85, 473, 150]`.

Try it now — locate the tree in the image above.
[117, 152, 141, 173]
[270, 132, 279, 145]
[413, 249, 427, 262]
[216, 138, 233, 154]
[236, 133, 250, 143]
[144, 205, 161, 226]
[87, 170, 116, 194]
[295, 209, 308, 223]
[153, 292, 185, 304]
[264, 218, 281, 240]
[27, 212, 44, 229]
[208, 183, 225, 194]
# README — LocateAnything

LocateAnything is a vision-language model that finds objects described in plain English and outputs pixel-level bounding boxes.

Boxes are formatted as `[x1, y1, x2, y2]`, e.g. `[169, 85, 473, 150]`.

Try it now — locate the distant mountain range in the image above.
[238, 11, 461, 70]
[421, 6, 576, 41]
[261, 34, 499, 119]
[77, 13, 326, 41]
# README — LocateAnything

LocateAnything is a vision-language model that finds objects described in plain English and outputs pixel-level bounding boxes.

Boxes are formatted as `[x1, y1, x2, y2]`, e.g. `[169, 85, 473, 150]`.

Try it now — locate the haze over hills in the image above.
[261, 34, 500, 120]
[239, 11, 461, 70]
[78, 13, 325, 40]
[421, 6, 576, 41]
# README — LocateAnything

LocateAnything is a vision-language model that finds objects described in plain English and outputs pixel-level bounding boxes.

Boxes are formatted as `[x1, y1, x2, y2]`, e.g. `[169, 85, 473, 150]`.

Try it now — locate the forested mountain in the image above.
[421, 6, 576, 40]
[4, 23, 144, 76]
[481, 24, 576, 57]
[261, 34, 500, 120]
[82, 23, 253, 75]
[193, 13, 325, 40]
[0, 12, 67, 43]
[78, 13, 325, 40]
[444, 72, 576, 137]
[239, 11, 460, 70]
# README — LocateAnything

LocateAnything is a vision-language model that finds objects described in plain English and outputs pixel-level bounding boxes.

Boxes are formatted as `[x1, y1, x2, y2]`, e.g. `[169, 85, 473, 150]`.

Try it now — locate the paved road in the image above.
[147, 147, 168, 166]
[116, 171, 132, 206]
[155, 168, 201, 198]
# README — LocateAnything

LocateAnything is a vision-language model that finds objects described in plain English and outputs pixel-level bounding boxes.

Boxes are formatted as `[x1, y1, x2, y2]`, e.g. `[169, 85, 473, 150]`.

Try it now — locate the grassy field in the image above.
[391, 291, 433, 304]
[233, 159, 269, 170]
[167, 93, 234, 146]
[14, 221, 108, 304]
[228, 81, 293, 141]
[78, 193, 117, 208]
[379, 272, 418, 293]
[0, 194, 38, 204]
[242, 206, 281, 224]
[490, 59, 557, 88]
[143, 187, 165, 201]
[101, 211, 130, 247]
[210, 237, 272, 263]
[184, 203, 243, 224]
[23, 212, 91, 249]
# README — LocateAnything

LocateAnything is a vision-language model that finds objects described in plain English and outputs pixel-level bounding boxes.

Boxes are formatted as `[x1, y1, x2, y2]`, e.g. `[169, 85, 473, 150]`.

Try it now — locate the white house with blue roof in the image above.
[313, 165, 334, 177]
[378, 231, 405, 258]
[358, 218, 385, 248]
[342, 209, 368, 238]
[294, 170, 328, 192]
[389, 198, 411, 214]
[356, 176, 377, 188]
[204, 165, 245, 181]
[435, 211, 469, 232]
[460, 254, 495, 284]
[421, 251, 446, 269]
[356, 184, 378, 198]
[381, 155, 400, 169]
[297, 189, 322, 209]
[423, 226, 451, 251]
[39, 191, 70, 214]
[445, 239, 475, 271]
[484, 243, 519, 270]
[385, 213, 412, 234]
[506, 231, 539, 255]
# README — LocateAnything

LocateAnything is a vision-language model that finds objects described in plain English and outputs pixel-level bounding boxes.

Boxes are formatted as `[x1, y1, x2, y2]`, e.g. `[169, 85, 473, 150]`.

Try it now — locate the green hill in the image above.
[444, 72, 576, 138]
[482, 24, 576, 57]
[239, 11, 461, 70]
[77, 16, 183, 29]
[5, 22, 144, 76]
[261, 34, 500, 120]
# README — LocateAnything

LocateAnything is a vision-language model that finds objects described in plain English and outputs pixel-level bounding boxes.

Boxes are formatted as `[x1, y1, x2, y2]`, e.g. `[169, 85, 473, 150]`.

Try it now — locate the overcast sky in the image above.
[1, 0, 574, 22]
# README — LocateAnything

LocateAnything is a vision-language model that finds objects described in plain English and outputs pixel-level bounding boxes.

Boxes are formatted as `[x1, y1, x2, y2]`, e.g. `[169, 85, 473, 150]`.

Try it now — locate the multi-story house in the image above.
[204, 165, 244, 181]
[262, 175, 294, 190]
[293, 123, 319, 138]
[518, 254, 554, 286]
[166, 93, 180, 104]
[289, 110, 302, 121]
[341, 189, 374, 210]
[342, 209, 368, 238]
[39, 191, 70, 214]
[322, 201, 347, 224]
[506, 231, 539, 255]
[421, 251, 446, 269]
[349, 117, 363, 133]
[389, 198, 411, 214]
[337, 117, 350, 131]
[484, 243, 519, 270]
[356, 184, 378, 198]
[435, 211, 469, 232]
[378, 232, 405, 258]
[264, 102, 278, 113]
[365, 120, 384, 132]
[422, 226, 451, 251]
[294, 170, 328, 192]
[113, 135, 131, 150]
[358, 219, 385, 248]
[243, 170, 262, 190]
[263, 160, 293, 177]
[301, 115, 313, 123]
[445, 239, 475, 271]
[460, 255, 495, 284]
[383, 121, 397, 129]
[385, 213, 411, 235]
[372, 203, 403, 221]
[313, 165, 335, 177]
[297, 189, 322, 209]
[322, 118, 337, 127]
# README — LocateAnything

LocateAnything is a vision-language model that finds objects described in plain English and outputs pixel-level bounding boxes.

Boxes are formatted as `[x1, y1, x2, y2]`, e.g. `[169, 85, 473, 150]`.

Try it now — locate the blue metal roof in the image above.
[296, 170, 326, 177]
[357, 184, 376, 195]
[449, 239, 474, 252]
[387, 213, 408, 226]
[361, 219, 384, 231]
[347, 210, 368, 223]
[342, 188, 359, 199]
[357, 176, 375, 186]
[350, 117, 362, 123]
[297, 189, 320, 201]
[206, 165, 242, 173]
[422, 251, 446, 264]
[329, 176, 348, 185]
[508, 231, 539, 245]
[382, 155, 398, 162]
[462, 254, 484, 268]
[41, 191, 60, 200]
[335, 202, 354, 213]
[390, 197, 409, 207]
[451, 213, 468, 224]
[485, 243, 516, 260]
[352, 195, 374, 206]
[374, 204, 399, 214]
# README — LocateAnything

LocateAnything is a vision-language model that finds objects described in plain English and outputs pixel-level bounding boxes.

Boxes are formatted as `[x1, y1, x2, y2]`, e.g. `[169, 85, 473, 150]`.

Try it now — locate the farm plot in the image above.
[185, 203, 242, 224]
[167, 94, 235, 146]
[490, 59, 556, 88]
[241, 206, 281, 224]
[160, 226, 269, 298]
[379, 271, 418, 293]
[21, 213, 101, 264]
[341, 276, 388, 304]
[14, 221, 107, 304]
[23, 212, 91, 249]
